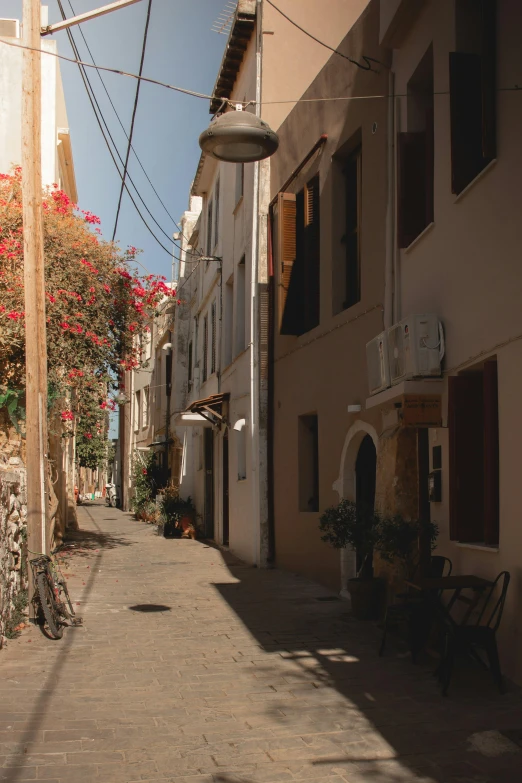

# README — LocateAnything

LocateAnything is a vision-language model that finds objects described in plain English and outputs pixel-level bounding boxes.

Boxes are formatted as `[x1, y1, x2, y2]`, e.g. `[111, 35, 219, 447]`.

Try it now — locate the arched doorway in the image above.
[355, 434, 377, 576]
[333, 421, 379, 596]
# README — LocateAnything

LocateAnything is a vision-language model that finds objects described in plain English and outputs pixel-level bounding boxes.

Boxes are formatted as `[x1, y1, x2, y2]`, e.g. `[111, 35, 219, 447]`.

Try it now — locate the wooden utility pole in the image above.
[22, 0, 49, 620]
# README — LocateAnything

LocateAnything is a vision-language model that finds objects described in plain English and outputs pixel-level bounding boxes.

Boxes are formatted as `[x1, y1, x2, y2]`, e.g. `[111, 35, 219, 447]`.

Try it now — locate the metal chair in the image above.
[438, 571, 510, 696]
[379, 556, 452, 659]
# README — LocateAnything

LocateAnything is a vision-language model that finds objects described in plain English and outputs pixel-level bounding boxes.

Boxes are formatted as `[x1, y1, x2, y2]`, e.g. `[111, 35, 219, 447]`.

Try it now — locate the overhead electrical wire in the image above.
[2, 38, 521, 106]
[67, 0, 186, 241]
[264, 0, 383, 72]
[112, 0, 153, 241]
[55, 0, 184, 260]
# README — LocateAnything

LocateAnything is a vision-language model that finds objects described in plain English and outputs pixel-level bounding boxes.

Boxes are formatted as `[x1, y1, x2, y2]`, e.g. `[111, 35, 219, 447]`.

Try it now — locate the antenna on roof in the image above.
[211, 1, 237, 35]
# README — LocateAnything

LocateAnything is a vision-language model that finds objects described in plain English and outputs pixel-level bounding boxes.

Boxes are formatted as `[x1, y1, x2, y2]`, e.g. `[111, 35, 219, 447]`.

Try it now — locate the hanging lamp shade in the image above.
[199, 109, 279, 163]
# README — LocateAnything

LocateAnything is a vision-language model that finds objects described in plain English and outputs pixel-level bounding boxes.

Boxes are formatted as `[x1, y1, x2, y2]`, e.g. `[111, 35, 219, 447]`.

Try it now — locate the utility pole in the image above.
[20, 0, 142, 619]
[22, 0, 48, 621]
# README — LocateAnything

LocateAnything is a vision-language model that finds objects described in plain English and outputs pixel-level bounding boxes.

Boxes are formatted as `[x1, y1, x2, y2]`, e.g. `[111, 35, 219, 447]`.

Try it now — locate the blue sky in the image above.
[3, 1, 228, 440]
[3, 0, 227, 278]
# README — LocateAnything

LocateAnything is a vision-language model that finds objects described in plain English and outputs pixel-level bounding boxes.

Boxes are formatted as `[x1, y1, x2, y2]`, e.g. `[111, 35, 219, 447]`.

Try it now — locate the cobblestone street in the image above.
[1, 503, 522, 783]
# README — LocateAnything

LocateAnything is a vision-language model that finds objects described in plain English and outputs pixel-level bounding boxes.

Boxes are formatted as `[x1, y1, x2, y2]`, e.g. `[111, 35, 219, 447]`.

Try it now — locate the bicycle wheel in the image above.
[36, 571, 64, 639]
[59, 578, 75, 618]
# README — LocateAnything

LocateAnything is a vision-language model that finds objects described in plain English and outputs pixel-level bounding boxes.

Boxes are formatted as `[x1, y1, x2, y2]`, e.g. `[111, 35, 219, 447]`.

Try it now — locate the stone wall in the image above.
[0, 460, 27, 648]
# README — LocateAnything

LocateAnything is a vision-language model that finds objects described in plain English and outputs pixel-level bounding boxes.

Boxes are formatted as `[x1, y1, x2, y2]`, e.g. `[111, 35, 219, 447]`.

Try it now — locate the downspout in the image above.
[267, 206, 275, 563]
[250, 0, 263, 566]
[384, 70, 395, 330]
[165, 331, 172, 485]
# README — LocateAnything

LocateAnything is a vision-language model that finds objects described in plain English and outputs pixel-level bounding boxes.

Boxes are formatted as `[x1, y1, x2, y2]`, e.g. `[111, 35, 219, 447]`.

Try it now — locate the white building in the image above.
[0, 10, 77, 198]
[172, 0, 358, 565]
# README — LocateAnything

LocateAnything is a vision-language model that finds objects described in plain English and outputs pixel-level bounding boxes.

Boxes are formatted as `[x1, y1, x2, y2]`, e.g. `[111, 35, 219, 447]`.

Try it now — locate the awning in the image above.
[176, 392, 230, 428]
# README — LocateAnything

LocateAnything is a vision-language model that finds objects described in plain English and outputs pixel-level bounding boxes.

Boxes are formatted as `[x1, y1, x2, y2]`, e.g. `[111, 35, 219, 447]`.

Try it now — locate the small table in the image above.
[405, 575, 494, 624]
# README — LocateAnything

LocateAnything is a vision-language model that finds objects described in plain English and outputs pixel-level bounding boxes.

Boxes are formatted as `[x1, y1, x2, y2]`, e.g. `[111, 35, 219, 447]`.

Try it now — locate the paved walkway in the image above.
[1, 504, 522, 783]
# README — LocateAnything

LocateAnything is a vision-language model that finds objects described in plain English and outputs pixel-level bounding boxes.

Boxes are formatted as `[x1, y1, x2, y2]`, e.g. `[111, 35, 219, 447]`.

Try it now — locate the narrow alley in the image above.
[1, 504, 522, 783]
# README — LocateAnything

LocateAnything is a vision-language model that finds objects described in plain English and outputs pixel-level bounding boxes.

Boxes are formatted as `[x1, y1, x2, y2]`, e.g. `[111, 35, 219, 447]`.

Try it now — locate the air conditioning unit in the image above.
[366, 332, 391, 395]
[388, 314, 444, 385]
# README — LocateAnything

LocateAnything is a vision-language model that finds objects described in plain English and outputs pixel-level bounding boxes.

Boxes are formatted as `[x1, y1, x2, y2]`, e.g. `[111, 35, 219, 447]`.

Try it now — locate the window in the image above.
[214, 177, 220, 249]
[298, 414, 319, 512]
[143, 330, 151, 361]
[202, 314, 208, 382]
[333, 143, 362, 313]
[276, 175, 320, 336]
[224, 277, 233, 367]
[188, 341, 193, 388]
[236, 424, 246, 481]
[450, 0, 496, 194]
[134, 391, 141, 432]
[197, 431, 203, 471]
[206, 198, 213, 256]
[142, 386, 149, 428]
[234, 257, 246, 356]
[211, 300, 217, 375]
[397, 45, 434, 248]
[449, 360, 499, 545]
[235, 163, 244, 205]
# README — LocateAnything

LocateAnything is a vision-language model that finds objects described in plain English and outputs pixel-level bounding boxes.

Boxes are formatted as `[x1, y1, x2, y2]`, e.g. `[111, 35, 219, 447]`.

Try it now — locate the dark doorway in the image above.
[355, 434, 377, 575]
[222, 431, 230, 546]
[417, 428, 431, 574]
[203, 428, 214, 539]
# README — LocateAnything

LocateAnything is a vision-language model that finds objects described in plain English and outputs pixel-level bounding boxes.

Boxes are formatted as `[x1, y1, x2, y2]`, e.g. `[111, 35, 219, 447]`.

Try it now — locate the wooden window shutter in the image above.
[483, 360, 499, 545]
[214, 178, 220, 249]
[449, 52, 483, 194]
[203, 315, 208, 382]
[211, 302, 216, 374]
[481, 0, 497, 160]
[303, 175, 320, 332]
[344, 149, 361, 309]
[206, 199, 213, 256]
[276, 192, 298, 335]
[448, 375, 484, 541]
[397, 132, 427, 248]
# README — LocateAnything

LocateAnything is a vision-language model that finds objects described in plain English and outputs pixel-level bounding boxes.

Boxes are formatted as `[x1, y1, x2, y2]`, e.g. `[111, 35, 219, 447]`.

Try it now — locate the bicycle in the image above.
[30, 554, 82, 639]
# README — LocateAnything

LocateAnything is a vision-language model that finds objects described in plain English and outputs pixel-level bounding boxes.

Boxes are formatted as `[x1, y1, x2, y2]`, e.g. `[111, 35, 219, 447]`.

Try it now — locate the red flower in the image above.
[84, 433, 93, 439]
[142, 469, 147, 475]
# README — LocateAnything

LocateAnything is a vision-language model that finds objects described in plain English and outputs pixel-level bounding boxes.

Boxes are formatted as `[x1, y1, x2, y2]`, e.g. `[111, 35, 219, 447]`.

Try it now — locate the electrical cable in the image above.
[112, 0, 153, 241]
[264, 0, 383, 72]
[66, 0, 187, 242]
[3, 39, 521, 105]
[55, 1, 183, 261]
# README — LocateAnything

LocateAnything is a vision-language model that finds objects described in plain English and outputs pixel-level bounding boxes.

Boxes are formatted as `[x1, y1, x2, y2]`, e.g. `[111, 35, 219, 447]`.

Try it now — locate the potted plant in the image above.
[160, 488, 199, 538]
[319, 499, 383, 620]
[374, 515, 439, 583]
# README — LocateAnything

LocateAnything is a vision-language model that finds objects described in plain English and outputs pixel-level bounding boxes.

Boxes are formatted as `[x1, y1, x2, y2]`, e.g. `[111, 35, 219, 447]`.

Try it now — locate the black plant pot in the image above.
[347, 577, 384, 620]
[163, 519, 181, 538]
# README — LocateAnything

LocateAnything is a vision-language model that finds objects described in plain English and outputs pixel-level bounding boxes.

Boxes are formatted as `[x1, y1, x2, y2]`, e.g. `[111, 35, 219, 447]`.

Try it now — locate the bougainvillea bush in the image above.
[0, 168, 176, 468]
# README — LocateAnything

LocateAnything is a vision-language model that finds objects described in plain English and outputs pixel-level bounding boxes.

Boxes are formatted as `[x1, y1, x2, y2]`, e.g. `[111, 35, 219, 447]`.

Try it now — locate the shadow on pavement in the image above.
[57, 526, 134, 557]
[212, 556, 522, 783]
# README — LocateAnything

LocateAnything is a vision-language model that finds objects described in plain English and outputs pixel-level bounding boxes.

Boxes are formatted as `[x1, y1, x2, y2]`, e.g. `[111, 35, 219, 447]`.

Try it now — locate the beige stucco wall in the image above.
[389, 0, 522, 684]
[270, 1, 390, 592]
[261, 0, 370, 131]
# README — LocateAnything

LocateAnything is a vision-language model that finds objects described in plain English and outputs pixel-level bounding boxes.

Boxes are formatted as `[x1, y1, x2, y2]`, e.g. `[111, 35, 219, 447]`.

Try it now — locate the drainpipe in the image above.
[165, 332, 172, 486]
[250, 0, 263, 566]
[384, 70, 395, 330]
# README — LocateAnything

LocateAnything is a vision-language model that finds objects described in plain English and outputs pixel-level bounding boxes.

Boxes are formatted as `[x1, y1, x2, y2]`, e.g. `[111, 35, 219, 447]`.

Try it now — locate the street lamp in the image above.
[199, 107, 279, 163]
